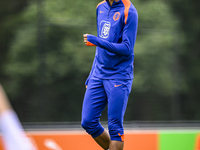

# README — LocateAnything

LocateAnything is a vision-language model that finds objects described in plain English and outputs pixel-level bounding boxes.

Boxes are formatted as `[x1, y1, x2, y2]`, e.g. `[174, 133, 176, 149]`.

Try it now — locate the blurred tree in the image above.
[0, 0, 27, 81]
[3, 0, 98, 122]
[167, 0, 200, 120]
[126, 0, 184, 120]
[1, 0, 198, 122]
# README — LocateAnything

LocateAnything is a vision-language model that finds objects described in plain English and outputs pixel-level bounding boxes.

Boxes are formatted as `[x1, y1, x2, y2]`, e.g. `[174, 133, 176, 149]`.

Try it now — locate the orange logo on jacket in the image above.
[113, 12, 120, 21]
[114, 84, 122, 87]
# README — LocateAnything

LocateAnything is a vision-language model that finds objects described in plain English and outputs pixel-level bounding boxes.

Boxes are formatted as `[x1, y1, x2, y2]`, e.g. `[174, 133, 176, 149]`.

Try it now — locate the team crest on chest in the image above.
[99, 20, 111, 39]
[113, 12, 120, 21]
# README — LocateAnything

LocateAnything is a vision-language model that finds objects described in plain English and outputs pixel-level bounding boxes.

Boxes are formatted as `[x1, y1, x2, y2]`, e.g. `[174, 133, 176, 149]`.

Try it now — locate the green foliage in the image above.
[3, 0, 97, 122]
[167, 0, 200, 120]
[1, 0, 199, 122]
[126, 0, 184, 120]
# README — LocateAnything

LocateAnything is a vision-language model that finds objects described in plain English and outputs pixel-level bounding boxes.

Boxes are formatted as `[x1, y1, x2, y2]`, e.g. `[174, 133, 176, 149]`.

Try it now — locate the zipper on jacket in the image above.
[107, 9, 110, 17]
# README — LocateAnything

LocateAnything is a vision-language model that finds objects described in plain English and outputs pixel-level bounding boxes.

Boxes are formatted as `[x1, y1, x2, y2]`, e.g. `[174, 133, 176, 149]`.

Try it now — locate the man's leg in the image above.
[81, 77, 109, 149]
[109, 141, 124, 150]
[94, 133, 124, 150]
[94, 130, 110, 150]
[104, 79, 133, 150]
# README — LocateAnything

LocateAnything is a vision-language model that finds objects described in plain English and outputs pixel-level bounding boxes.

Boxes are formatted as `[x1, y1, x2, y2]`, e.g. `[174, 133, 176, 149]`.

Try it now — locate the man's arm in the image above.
[84, 10, 138, 56]
[0, 84, 12, 114]
[0, 84, 36, 150]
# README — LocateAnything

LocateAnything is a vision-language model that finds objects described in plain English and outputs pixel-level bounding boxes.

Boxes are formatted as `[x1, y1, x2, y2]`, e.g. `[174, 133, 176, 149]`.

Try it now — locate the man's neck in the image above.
[108, 0, 119, 6]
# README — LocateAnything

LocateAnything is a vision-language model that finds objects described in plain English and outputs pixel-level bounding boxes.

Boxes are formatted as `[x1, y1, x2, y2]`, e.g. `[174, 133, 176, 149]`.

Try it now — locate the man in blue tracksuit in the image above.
[82, 0, 138, 149]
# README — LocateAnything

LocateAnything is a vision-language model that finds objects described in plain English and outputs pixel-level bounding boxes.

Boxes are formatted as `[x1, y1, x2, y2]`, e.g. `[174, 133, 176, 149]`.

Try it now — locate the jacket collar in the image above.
[106, 0, 122, 7]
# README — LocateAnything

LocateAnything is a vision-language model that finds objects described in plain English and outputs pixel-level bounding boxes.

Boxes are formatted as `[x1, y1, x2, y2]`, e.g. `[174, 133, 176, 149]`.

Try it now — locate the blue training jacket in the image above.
[86, 0, 138, 85]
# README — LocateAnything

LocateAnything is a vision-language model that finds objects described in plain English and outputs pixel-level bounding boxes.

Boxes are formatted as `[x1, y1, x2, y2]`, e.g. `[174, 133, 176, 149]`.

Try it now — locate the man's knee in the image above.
[81, 117, 92, 130]
[81, 118, 104, 138]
